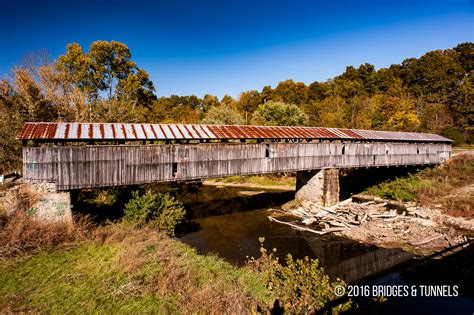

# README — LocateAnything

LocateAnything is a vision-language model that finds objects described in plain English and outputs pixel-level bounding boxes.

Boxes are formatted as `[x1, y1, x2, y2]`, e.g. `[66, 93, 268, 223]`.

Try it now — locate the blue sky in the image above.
[1, 0, 473, 98]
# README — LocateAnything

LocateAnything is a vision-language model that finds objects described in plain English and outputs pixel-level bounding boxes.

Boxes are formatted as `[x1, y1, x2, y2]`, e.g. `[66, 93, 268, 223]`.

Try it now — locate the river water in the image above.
[174, 183, 474, 313]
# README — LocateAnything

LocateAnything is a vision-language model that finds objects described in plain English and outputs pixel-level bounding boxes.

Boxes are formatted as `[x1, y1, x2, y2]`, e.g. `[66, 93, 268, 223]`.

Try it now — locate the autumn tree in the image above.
[58, 41, 156, 105]
[251, 101, 307, 126]
[236, 90, 263, 123]
[201, 105, 244, 125]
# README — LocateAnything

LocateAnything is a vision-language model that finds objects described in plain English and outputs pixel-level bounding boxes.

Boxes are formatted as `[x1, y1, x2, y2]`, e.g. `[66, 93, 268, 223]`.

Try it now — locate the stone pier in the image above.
[295, 169, 339, 207]
[2, 183, 73, 224]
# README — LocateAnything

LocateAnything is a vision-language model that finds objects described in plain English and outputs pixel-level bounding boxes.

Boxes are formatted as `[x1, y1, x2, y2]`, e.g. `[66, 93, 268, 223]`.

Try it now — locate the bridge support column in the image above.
[295, 169, 339, 207]
[2, 183, 73, 224]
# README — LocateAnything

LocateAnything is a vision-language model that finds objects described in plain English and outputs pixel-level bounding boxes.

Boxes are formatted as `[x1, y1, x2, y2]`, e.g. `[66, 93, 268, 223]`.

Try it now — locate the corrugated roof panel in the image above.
[167, 124, 182, 138]
[188, 125, 202, 138]
[91, 124, 100, 139]
[55, 123, 66, 139]
[120, 124, 132, 139]
[198, 125, 210, 137]
[181, 125, 195, 139]
[102, 124, 114, 139]
[150, 125, 164, 139]
[159, 125, 174, 139]
[17, 122, 452, 143]
[205, 126, 221, 138]
[132, 124, 145, 139]
[141, 124, 153, 139]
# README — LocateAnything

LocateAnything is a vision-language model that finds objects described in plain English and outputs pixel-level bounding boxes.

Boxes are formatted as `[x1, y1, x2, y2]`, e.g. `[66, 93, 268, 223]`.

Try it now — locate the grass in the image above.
[364, 154, 474, 216]
[0, 220, 272, 313]
[208, 174, 296, 187]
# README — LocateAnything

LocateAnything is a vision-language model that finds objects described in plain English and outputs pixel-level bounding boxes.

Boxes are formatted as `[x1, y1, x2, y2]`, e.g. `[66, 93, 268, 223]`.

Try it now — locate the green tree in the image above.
[251, 101, 307, 126]
[272, 80, 310, 105]
[454, 42, 474, 73]
[400, 50, 464, 103]
[58, 41, 156, 105]
[221, 94, 236, 109]
[202, 94, 220, 112]
[312, 96, 349, 128]
[151, 95, 202, 123]
[201, 105, 244, 125]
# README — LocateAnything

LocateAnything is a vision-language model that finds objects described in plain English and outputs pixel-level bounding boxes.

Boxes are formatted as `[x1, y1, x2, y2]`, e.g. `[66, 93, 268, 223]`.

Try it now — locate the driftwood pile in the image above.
[270, 197, 469, 255]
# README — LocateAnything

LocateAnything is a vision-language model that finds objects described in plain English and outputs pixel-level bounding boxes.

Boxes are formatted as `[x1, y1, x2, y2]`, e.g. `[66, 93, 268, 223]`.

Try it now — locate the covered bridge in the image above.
[18, 122, 452, 202]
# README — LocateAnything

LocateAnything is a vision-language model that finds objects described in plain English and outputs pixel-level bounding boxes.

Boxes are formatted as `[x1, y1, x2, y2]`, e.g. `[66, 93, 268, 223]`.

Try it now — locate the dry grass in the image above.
[0, 211, 92, 259]
[0, 216, 271, 313]
[96, 223, 265, 313]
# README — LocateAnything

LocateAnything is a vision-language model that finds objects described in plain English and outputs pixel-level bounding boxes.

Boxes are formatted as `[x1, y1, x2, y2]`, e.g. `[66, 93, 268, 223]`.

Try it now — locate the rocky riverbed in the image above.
[271, 195, 473, 256]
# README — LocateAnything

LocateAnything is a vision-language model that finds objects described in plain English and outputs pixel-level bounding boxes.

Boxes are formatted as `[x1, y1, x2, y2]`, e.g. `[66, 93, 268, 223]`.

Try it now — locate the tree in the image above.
[399, 50, 465, 104]
[382, 96, 421, 131]
[221, 94, 236, 109]
[201, 105, 244, 125]
[151, 95, 202, 123]
[251, 101, 307, 126]
[454, 42, 474, 74]
[58, 41, 156, 106]
[312, 96, 349, 128]
[236, 90, 263, 123]
[202, 94, 220, 112]
[272, 80, 309, 105]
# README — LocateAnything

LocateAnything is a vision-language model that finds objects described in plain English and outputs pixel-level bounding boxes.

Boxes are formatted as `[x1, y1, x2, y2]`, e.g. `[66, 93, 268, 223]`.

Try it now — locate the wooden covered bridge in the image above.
[18, 122, 452, 205]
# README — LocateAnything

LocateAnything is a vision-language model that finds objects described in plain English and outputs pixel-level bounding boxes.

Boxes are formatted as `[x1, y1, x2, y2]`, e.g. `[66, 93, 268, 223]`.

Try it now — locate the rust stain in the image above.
[111, 124, 116, 139]
[16, 122, 452, 143]
[121, 124, 127, 139]
[99, 124, 105, 139]
[150, 124, 158, 139]
[183, 125, 195, 139]
[64, 123, 70, 139]
[131, 124, 138, 139]
[174, 125, 185, 138]
[88, 124, 93, 139]
[158, 125, 169, 139]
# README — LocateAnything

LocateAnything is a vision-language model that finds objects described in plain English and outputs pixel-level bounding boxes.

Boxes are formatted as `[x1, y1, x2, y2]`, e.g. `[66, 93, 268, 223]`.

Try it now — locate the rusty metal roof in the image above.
[17, 122, 452, 143]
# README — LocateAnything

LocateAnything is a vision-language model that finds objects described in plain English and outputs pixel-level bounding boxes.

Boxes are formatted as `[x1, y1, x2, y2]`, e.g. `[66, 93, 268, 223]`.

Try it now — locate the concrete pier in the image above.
[295, 169, 340, 207]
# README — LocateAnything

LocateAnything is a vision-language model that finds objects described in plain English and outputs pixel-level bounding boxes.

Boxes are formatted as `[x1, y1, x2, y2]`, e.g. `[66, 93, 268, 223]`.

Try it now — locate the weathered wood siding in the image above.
[23, 142, 452, 190]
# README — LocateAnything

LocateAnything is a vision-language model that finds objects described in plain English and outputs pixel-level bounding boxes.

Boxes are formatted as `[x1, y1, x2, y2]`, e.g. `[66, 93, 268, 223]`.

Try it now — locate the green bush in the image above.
[441, 126, 465, 146]
[124, 190, 186, 234]
[248, 238, 351, 313]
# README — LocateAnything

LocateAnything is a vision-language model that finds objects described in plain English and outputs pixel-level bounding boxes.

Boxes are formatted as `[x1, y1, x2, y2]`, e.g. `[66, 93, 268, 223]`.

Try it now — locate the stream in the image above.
[174, 183, 474, 314]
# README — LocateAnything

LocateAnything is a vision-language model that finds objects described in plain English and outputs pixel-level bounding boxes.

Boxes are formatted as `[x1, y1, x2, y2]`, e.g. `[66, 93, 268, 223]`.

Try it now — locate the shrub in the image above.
[124, 190, 186, 234]
[441, 126, 465, 146]
[248, 238, 351, 313]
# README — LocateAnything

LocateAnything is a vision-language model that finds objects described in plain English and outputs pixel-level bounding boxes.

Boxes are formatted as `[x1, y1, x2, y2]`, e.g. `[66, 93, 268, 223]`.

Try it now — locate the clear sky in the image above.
[1, 0, 473, 98]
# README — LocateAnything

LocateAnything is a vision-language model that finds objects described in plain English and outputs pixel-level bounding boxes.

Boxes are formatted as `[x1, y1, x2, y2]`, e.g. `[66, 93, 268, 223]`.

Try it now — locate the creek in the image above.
[175, 183, 474, 314]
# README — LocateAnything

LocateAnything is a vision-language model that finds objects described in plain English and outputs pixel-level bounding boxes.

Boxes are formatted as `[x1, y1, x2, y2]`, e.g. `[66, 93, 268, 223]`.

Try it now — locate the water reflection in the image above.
[180, 208, 414, 283]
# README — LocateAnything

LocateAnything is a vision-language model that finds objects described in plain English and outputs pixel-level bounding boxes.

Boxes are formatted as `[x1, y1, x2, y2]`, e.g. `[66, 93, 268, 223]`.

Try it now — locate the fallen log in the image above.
[412, 234, 444, 246]
[268, 217, 347, 235]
